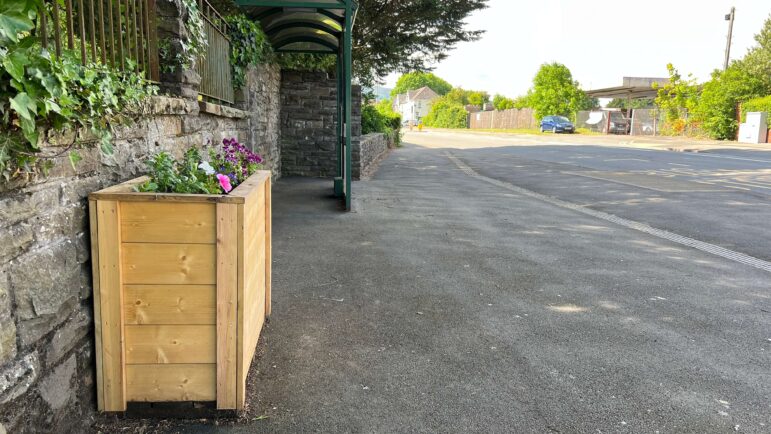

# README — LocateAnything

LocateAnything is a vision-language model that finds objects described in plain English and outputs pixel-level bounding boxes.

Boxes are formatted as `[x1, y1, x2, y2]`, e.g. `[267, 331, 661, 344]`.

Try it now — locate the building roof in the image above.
[585, 77, 669, 99]
[409, 87, 439, 101]
[394, 86, 440, 104]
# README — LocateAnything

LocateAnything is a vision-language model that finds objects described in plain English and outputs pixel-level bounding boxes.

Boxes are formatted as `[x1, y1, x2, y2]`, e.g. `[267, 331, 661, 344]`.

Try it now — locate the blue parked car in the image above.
[540, 115, 575, 133]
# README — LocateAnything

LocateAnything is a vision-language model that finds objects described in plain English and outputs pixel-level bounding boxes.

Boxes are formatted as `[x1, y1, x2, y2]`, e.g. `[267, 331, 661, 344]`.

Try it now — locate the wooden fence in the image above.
[37, 0, 160, 81]
[469, 108, 537, 130]
[195, 0, 234, 105]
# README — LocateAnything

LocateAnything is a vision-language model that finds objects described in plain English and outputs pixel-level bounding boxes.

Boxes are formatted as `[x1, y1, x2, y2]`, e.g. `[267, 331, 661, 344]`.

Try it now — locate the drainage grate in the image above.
[447, 152, 771, 274]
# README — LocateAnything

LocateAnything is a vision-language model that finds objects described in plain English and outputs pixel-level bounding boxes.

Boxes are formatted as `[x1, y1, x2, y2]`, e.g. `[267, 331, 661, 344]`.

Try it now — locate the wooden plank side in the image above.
[125, 325, 215, 364]
[96, 200, 126, 411]
[236, 202, 246, 410]
[90, 192, 244, 204]
[124, 284, 216, 325]
[121, 202, 216, 244]
[227, 171, 270, 199]
[264, 177, 272, 318]
[238, 184, 267, 410]
[126, 364, 216, 402]
[122, 243, 216, 285]
[216, 203, 238, 409]
[89, 200, 105, 411]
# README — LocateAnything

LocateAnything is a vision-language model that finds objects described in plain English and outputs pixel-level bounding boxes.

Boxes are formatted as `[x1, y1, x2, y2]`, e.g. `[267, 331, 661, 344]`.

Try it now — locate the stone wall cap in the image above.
[199, 101, 249, 119]
[143, 96, 199, 116]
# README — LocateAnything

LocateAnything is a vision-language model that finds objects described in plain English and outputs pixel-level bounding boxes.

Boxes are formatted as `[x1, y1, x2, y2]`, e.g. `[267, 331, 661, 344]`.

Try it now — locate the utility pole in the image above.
[724, 7, 736, 70]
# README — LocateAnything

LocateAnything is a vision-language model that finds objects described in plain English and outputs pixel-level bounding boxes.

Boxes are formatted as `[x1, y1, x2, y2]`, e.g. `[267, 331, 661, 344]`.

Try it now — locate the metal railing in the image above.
[195, 0, 234, 105]
[37, 0, 160, 81]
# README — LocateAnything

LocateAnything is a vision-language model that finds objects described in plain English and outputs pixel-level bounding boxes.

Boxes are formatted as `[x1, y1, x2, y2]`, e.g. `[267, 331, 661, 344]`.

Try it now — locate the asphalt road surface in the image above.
[407, 130, 771, 262]
[139, 131, 770, 434]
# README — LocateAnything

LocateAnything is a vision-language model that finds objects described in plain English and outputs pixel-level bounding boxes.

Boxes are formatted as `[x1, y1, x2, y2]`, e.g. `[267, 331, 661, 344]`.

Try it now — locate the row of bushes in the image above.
[422, 100, 468, 128]
[742, 95, 771, 121]
[362, 101, 402, 145]
[656, 16, 770, 139]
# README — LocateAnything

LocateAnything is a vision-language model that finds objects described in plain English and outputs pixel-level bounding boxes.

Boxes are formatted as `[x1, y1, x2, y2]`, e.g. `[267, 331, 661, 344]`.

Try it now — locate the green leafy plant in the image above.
[391, 72, 452, 97]
[422, 98, 468, 129]
[742, 95, 771, 120]
[653, 63, 700, 127]
[137, 138, 263, 194]
[226, 14, 272, 88]
[361, 105, 386, 135]
[0, 0, 156, 180]
[159, 0, 207, 73]
[691, 16, 771, 139]
[274, 53, 336, 73]
[492, 94, 516, 110]
[526, 62, 592, 121]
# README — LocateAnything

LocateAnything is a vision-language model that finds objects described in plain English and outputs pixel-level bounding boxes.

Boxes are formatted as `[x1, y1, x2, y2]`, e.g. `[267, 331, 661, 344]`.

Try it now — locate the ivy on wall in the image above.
[225, 14, 272, 88]
[0, 0, 157, 180]
[159, 0, 208, 73]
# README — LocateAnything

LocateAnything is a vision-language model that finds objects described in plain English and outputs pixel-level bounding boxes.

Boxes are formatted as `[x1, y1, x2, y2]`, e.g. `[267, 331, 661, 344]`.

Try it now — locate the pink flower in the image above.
[216, 173, 232, 193]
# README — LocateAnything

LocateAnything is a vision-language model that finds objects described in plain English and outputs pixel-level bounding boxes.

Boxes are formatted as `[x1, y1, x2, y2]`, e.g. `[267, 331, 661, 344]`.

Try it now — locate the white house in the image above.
[392, 86, 440, 124]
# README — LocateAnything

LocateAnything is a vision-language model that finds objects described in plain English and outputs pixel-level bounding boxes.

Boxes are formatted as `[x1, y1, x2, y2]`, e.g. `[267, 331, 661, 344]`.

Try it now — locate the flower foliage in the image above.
[137, 138, 263, 194]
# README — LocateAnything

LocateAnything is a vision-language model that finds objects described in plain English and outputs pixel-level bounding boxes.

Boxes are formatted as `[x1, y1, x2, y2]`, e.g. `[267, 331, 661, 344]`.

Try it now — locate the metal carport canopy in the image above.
[235, 0, 358, 210]
[585, 86, 659, 99]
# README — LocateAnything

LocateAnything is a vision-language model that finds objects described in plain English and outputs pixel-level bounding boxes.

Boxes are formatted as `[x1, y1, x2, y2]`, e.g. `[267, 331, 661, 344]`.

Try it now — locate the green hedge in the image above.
[743, 95, 771, 121]
[361, 102, 402, 146]
[423, 100, 468, 128]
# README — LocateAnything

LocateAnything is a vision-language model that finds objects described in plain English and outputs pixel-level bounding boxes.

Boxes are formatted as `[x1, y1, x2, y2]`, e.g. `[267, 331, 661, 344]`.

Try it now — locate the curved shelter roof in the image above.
[236, 0, 357, 54]
[233, 0, 359, 210]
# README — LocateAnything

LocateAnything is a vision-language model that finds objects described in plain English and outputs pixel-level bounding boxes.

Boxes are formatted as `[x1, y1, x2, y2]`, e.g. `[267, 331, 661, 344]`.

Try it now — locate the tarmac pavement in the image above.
[106, 134, 771, 433]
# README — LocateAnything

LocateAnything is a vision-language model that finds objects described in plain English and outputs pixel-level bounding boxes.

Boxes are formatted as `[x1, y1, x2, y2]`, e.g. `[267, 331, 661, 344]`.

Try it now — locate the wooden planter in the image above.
[88, 171, 272, 411]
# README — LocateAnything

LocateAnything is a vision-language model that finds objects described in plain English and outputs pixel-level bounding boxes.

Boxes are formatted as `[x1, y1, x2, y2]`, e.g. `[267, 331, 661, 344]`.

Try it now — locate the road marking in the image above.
[603, 158, 649, 162]
[447, 153, 771, 274]
[675, 152, 771, 164]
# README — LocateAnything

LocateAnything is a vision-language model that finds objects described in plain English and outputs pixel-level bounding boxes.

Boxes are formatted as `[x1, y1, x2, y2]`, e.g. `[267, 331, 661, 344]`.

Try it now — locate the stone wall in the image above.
[352, 133, 394, 180]
[280, 71, 361, 177]
[238, 65, 282, 174]
[0, 65, 281, 433]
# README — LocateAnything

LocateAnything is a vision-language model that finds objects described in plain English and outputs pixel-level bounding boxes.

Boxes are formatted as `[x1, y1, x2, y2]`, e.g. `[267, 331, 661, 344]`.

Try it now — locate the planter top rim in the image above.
[89, 170, 271, 204]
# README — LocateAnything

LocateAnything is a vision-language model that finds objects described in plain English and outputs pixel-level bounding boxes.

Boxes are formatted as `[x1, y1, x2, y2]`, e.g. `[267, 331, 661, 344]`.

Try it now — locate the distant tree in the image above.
[354, 0, 488, 86]
[375, 98, 396, 116]
[740, 14, 771, 92]
[692, 15, 771, 139]
[467, 91, 490, 108]
[492, 94, 516, 110]
[444, 88, 471, 105]
[606, 98, 655, 109]
[513, 95, 531, 109]
[694, 66, 762, 139]
[391, 72, 453, 96]
[653, 63, 700, 125]
[440, 88, 489, 108]
[527, 63, 592, 120]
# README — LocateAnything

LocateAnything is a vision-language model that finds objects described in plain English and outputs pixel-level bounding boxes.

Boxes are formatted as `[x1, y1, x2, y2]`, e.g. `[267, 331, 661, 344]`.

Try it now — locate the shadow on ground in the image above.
[94, 144, 771, 433]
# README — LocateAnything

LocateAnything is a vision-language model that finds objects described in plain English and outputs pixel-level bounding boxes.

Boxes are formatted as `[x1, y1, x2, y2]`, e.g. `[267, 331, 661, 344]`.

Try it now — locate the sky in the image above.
[383, 0, 770, 98]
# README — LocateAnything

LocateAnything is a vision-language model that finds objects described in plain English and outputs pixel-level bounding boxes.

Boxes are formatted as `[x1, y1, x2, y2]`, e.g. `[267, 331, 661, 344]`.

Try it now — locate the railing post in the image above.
[155, 0, 201, 99]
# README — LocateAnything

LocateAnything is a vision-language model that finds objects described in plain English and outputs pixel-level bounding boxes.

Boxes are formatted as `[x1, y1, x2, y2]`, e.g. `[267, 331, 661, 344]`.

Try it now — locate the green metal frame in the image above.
[235, 0, 358, 210]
